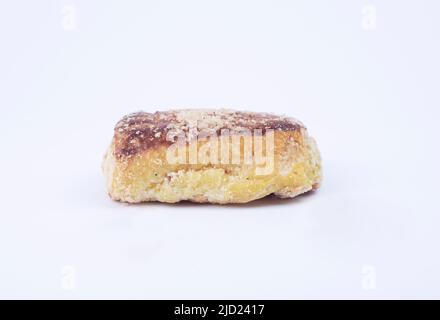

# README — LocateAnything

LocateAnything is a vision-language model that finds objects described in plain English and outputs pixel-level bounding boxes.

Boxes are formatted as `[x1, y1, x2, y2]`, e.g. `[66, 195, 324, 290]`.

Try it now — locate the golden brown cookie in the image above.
[103, 109, 322, 204]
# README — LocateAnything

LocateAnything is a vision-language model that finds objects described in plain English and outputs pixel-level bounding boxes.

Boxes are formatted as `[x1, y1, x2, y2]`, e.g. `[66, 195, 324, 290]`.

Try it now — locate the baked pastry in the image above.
[102, 109, 322, 204]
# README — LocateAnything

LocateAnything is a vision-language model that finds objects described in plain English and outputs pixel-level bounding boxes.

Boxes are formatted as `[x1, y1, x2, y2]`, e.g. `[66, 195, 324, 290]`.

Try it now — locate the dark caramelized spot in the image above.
[113, 109, 303, 159]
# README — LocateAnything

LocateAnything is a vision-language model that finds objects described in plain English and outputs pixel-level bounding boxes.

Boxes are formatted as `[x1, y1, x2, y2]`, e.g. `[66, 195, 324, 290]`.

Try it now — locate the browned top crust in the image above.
[113, 109, 304, 159]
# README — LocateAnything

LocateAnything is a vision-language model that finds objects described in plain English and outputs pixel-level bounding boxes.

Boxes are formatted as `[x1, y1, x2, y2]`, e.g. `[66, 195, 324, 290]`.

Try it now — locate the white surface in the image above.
[1, 0, 439, 299]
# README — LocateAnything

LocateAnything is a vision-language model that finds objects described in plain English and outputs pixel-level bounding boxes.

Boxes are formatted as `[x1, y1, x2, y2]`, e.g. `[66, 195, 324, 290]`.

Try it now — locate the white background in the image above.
[0, 0, 439, 299]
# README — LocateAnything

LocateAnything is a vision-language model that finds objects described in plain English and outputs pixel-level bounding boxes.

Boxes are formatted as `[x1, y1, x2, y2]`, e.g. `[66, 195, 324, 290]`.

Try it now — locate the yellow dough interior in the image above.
[103, 131, 322, 204]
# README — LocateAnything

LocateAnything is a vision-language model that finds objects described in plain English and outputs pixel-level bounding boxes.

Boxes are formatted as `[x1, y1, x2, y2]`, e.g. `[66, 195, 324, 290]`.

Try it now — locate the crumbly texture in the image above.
[103, 109, 322, 204]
